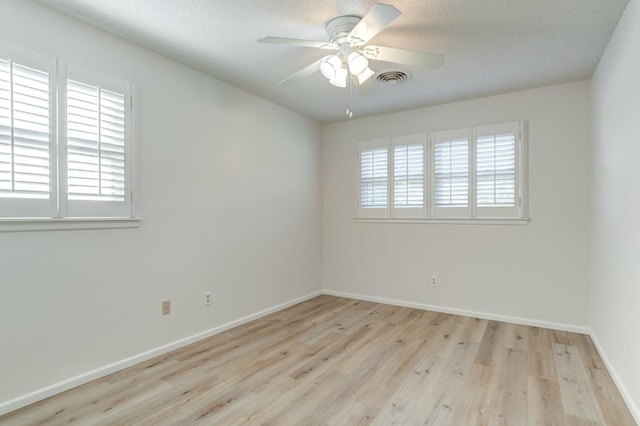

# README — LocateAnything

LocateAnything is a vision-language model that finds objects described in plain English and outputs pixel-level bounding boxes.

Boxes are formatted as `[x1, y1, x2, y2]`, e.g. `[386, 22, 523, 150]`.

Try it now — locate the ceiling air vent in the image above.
[376, 70, 409, 85]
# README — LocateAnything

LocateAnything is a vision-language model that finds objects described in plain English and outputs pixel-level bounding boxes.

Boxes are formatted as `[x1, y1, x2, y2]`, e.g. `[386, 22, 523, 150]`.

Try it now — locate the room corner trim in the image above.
[322, 289, 591, 334]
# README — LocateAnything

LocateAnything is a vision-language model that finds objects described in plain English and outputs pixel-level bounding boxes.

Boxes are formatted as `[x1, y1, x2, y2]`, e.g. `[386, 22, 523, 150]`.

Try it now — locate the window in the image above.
[357, 121, 527, 223]
[0, 42, 136, 227]
[0, 45, 54, 218]
[475, 122, 519, 218]
[61, 64, 134, 219]
[359, 139, 388, 217]
[432, 129, 469, 218]
[66, 80, 126, 202]
[392, 134, 425, 218]
[0, 60, 50, 199]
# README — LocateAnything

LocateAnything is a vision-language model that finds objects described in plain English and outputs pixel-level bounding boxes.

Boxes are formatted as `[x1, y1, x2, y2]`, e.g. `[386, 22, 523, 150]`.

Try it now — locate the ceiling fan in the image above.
[258, 3, 444, 89]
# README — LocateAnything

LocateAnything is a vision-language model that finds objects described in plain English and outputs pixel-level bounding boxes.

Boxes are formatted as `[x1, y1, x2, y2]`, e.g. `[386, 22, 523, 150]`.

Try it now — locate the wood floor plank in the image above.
[216, 376, 299, 424]
[587, 365, 637, 426]
[505, 323, 529, 352]
[296, 343, 396, 425]
[564, 414, 603, 425]
[474, 320, 508, 367]
[0, 296, 633, 425]
[528, 326, 558, 380]
[459, 315, 490, 344]
[449, 364, 497, 425]
[374, 341, 480, 425]
[553, 343, 606, 423]
[490, 348, 529, 426]
[528, 376, 564, 426]
[371, 353, 443, 424]
[569, 332, 607, 371]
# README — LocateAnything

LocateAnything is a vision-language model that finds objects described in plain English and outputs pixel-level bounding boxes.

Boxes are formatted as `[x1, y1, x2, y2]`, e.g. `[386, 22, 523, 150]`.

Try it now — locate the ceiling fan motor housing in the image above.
[326, 16, 361, 45]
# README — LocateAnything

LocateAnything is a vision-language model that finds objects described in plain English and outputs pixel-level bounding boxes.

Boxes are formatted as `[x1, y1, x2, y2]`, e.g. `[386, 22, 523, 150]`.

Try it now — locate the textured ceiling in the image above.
[38, 0, 629, 123]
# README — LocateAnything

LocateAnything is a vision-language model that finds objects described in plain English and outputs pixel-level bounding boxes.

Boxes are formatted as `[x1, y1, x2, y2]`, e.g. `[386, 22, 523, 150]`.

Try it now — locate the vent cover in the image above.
[376, 70, 409, 85]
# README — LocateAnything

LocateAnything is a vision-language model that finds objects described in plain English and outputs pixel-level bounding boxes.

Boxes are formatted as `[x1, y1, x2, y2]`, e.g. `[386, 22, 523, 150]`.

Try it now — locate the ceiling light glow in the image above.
[348, 52, 369, 76]
[320, 55, 343, 81]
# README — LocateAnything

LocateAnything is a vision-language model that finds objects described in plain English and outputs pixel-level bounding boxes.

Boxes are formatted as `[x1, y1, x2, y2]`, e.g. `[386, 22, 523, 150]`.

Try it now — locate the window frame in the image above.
[356, 121, 529, 224]
[59, 62, 135, 219]
[0, 42, 139, 232]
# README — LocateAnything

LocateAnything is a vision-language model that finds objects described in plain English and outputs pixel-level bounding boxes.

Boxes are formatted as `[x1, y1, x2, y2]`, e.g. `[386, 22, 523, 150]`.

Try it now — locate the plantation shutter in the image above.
[475, 122, 521, 218]
[391, 134, 425, 218]
[0, 44, 55, 218]
[359, 139, 389, 217]
[61, 65, 132, 218]
[66, 80, 126, 201]
[394, 144, 423, 207]
[431, 129, 470, 218]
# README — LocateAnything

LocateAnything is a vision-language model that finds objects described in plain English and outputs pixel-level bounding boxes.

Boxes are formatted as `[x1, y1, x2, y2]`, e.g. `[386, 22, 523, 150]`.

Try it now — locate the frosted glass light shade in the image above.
[348, 52, 369, 76]
[330, 67, 348, 87]
[320, 55, 343, 80]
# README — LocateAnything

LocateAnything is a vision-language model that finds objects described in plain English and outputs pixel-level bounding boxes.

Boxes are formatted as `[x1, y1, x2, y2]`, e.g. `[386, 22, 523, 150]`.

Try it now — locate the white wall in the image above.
[323, 81, 591, 329]
[4, 0, 638, 418]
[0, 0, 322, 410]
[591, 0, 640, 419]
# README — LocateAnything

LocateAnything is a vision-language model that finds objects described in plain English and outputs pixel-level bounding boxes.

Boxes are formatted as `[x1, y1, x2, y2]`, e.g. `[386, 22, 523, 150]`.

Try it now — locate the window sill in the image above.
[354, 217, 530, 225]
[0, 217, 142, 233]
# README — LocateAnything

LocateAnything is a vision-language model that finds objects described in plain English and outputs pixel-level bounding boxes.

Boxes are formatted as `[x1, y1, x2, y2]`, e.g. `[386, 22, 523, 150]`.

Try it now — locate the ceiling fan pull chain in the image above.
[346, 73, 354, 118]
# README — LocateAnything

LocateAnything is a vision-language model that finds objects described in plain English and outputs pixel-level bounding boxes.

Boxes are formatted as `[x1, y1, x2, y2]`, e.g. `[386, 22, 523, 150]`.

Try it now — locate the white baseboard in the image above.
[322, 289, 591, 334]
[6, 289, 637, 423]
[0, 290, 322, 417]
[589, 331, 640, 425]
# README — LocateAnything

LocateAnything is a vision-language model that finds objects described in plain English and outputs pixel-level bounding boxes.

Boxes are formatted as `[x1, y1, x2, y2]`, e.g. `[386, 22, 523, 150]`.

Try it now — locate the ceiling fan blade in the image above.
[277, 56, 329, 87]
[347, 3, 401, 46]
[258, 37, 337, 50]
[355, 75, 375, 95]
[363, 45, 444, 69]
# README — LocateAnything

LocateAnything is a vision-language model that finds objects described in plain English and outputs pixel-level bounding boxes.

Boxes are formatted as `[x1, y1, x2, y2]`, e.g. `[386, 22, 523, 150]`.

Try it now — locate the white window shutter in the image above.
[358, 138, 389, 217]
[475, 121, 522, 218]
[0, 43, 55, 218]
[66, 80, 126, 201]
[60, 64, 133, 218]
[431, 129, 470, 218]
[391, 134, 426, 218]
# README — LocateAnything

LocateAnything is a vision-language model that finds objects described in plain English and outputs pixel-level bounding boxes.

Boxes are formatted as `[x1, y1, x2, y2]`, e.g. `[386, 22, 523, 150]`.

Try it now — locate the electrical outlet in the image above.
[431, 276, 438, 287]
[204, 291, 212, 305]
[162, 300, 171, 315]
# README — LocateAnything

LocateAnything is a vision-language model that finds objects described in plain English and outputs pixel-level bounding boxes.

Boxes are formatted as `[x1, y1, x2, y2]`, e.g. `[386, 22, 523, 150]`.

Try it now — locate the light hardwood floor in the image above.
[0, 295, 635, 425]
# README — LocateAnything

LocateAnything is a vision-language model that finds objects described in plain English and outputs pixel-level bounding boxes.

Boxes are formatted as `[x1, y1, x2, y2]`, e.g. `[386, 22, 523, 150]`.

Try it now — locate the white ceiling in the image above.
[38, 0, 629, 123]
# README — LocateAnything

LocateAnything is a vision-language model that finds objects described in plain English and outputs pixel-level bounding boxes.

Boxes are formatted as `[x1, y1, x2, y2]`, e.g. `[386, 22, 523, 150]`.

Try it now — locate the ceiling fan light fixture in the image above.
[329, 67, 348, 87]
[347, 52, 369, 76]
[320, 55, 343, 80]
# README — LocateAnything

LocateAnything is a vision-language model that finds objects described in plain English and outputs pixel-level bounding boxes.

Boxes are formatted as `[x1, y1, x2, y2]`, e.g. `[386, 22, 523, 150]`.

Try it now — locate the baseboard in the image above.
[324, 290, 640, 422]
[589, 331, 640, 425]
[0, 290, 322, 417]
[322, 289, 590, 334]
